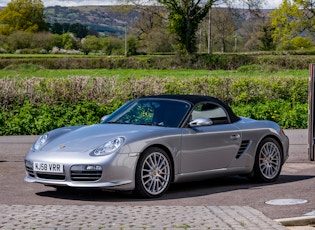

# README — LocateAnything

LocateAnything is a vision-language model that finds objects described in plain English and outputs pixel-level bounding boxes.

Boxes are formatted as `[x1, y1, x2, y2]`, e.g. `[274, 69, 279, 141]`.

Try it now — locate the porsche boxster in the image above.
[25, 95, 289, 198]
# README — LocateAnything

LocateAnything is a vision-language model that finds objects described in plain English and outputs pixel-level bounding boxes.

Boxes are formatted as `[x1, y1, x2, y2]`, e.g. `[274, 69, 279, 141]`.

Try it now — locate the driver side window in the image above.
[191, 103, 229, 125]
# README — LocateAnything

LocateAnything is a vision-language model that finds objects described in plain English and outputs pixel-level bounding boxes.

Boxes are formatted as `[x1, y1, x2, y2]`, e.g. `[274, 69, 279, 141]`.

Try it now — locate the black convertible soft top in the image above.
[141, 95, 240, 123]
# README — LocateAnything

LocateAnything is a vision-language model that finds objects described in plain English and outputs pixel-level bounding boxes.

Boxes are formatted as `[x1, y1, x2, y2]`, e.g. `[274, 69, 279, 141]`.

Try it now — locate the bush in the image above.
[232, 100, 308, 129]
[0, 76, 308, 107]
[257, 55, 315, 69]
[3, 63, 44, 71]
[0, 101, 114, 135]
[0, 53, 313, 70]
[0, 75, 309, 134]
[0, 99, 307, 135]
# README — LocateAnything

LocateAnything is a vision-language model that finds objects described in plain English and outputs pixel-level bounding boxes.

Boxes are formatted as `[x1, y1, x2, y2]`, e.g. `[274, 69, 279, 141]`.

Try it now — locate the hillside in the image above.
[44, 6, 271, 37]
[44, 5, 139, 37]
[0, 5, 271, 38]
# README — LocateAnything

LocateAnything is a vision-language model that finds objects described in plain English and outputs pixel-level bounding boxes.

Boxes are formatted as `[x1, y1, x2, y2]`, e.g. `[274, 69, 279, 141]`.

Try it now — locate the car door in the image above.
[180, 102, 242, 173]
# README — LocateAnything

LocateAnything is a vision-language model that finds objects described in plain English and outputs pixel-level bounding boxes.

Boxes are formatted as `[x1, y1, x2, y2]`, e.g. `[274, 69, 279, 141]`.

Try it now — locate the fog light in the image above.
[71, 165, 102, 171]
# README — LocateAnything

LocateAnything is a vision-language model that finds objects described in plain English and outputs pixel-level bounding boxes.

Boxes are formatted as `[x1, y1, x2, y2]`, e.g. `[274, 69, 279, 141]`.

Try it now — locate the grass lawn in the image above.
[0, 68, 309, 79]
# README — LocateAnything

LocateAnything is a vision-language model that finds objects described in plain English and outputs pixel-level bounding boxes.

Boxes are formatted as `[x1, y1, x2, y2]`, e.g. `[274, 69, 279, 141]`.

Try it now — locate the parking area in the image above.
[0, 130, 315, 229]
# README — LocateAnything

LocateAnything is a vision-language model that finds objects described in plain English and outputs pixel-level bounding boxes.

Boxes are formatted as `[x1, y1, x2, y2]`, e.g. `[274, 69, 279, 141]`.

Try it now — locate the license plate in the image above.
[33, 162, 64, 173]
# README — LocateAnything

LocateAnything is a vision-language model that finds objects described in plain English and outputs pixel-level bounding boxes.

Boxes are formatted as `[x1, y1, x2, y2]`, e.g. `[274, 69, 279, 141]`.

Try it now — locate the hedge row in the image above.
[0, 55, 253, 70]
[0, 76, 308, 107]
[0, 76, 308, 135]
[1, 53, 314, 70]
[0, 101, 109, 135]
[0, 100, 308, 135]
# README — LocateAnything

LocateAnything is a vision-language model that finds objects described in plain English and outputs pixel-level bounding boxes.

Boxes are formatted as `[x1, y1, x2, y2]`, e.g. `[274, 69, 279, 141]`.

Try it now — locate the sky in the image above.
[0, 0, 283, 9]
[264, 0, 282, 9]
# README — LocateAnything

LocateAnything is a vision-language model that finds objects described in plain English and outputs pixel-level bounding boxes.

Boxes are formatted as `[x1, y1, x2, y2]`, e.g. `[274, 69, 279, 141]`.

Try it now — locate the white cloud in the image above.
[264, 0, 282, 9]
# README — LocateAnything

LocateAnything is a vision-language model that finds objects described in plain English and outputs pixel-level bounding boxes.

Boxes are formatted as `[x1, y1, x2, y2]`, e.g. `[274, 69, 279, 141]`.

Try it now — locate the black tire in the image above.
[252, 137, 283, 183]
[134, 147, 172, 198]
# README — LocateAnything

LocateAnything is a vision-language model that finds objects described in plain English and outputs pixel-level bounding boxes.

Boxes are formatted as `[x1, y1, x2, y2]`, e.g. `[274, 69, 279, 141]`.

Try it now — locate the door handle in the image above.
[230, 134, 241, 140]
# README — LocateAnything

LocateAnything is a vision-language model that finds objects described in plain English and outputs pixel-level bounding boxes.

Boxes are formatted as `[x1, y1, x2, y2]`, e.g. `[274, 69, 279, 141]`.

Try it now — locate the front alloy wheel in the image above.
[253, 138, 283, 183]
[135, 147, 172, 198]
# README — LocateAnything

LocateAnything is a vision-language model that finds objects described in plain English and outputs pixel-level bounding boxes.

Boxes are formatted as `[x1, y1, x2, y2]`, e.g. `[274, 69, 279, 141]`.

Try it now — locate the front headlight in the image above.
[33, 133, 49, 151]
[92, 137, 125, 156]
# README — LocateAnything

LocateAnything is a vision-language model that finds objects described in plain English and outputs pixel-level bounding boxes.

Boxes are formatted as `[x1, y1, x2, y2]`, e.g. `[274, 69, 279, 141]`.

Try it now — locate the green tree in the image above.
[291, 36, 312, 49]
[259, 21, 276, 51]
[126, 34, 138, 55]
[69, 23, 89, 39]
[103, 36, 124, 55]
[50, 34, 63, 48]
[269, 0, 303, 50]
[81, 35, 102, 55]
[0, 0, 47, 35]
[161, 0, 215, 54]
[61, 33, 78, 50]
[49, 22, 64, 35]
[118, 0, 262, 54]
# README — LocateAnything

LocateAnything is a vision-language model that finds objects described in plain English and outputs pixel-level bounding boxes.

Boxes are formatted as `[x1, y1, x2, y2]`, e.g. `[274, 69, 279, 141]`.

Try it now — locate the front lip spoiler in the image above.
[24, 176, 132, 189]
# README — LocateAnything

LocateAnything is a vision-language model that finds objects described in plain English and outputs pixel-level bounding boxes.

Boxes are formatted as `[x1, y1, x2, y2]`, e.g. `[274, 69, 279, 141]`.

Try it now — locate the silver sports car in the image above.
[25, 95, 289, 198]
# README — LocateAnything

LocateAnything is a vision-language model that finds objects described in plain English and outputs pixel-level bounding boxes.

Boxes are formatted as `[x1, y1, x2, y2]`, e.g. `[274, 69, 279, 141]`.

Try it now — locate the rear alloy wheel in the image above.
[253, 138, 283, 183]
[135, 147, 172, 198]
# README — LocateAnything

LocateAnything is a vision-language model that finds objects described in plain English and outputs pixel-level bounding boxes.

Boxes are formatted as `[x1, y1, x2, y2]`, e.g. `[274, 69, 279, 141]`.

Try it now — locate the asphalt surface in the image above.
[0, 129, 314, 229]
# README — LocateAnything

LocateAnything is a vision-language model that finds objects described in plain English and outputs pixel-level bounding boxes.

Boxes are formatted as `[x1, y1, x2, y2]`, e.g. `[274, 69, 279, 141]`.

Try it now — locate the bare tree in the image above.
[117, 0, 263, 54]
[210, 8, 236, 52]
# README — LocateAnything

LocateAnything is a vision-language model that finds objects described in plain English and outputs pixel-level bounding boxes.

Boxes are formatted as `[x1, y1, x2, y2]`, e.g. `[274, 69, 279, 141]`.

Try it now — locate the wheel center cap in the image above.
[266, 157, 271, 164]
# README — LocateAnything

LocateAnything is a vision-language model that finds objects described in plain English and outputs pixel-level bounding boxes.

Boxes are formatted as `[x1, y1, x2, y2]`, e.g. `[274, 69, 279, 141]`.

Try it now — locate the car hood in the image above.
[41, 124, 171, 152]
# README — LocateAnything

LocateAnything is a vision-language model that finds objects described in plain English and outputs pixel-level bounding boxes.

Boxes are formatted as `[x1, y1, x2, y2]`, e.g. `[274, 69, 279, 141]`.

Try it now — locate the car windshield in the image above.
[102, 99, 191, 128]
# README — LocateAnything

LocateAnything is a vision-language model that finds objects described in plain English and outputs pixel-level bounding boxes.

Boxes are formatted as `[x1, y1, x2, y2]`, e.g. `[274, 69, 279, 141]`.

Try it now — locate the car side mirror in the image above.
[100, 115, 109, 123]
[189, 118, 213, 127]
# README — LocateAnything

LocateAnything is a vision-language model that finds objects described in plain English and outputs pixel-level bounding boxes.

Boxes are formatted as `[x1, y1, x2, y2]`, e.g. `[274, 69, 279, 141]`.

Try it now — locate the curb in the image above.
[275, 216, 315, 226]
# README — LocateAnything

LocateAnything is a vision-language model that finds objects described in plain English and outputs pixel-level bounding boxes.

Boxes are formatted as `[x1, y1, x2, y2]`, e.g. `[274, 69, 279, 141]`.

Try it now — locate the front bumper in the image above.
[24, 151, 139, 191]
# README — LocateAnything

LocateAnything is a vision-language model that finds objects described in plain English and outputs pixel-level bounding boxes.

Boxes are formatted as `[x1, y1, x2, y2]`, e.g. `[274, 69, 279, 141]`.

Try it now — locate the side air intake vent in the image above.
[236, 140, 250, 159]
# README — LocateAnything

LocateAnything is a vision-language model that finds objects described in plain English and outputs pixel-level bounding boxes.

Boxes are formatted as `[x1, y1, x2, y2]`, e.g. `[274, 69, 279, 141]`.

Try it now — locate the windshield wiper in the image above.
[105, 121, 165, 127]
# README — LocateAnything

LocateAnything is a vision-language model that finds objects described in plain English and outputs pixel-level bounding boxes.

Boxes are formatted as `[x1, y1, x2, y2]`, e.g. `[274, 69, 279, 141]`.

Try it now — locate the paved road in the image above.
[0, 130, 314, 229]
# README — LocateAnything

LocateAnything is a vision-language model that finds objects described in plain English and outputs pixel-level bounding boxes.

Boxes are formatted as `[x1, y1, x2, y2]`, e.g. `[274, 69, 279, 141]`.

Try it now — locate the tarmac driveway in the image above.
[0, 130, 314, 229]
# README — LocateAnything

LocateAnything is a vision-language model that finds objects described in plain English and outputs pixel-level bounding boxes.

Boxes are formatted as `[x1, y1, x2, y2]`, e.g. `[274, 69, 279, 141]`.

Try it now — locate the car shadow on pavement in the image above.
[35, 174, 315, 202]
[164, 174, 315, 199]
